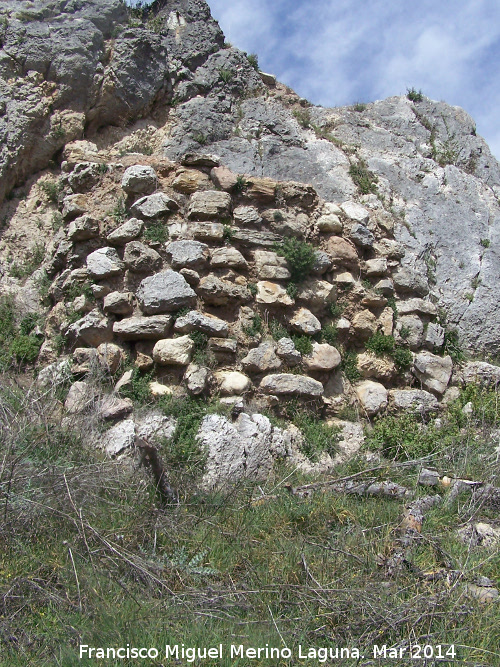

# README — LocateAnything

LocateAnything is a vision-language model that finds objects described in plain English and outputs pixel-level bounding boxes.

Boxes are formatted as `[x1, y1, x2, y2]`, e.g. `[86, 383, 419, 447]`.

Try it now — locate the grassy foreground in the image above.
[0, 376, 499, 666]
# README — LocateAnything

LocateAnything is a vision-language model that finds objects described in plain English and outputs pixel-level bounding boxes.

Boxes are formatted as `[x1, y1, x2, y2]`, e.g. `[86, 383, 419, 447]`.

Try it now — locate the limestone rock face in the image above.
[290, 308, 322, 336]
[215, 371, 252, 395]
[197, 275, 251, 306]
[153, 335, 195, 365]
[131, 193, 179, 219]
[460, 361, 500, 386]
[210, 247, 247, 269]
[413, 352, 453, 395]
[137, 271, 197, 314]
[123, 241, 162, 274]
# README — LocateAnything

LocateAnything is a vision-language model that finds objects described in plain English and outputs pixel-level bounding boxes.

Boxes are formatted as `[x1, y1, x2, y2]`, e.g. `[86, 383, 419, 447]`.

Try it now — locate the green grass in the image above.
[1, 377, 499, 665]
[269, 318, 288, 341]
[348, 158, 378, 195]
[243, 314, 263, 337]
[341, 349, 360, 383]
[0, 296, 43, 368]
[143, 221, 168, 244]
[291, 334, 313, 356]
[9, 243, 45, 279]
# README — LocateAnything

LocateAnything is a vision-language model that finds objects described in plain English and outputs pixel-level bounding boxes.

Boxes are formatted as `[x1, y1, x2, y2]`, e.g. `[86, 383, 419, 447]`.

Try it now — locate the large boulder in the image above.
[173, 310, 229, 337]
[166, 240, 209, 270]
[241, 342, 282, 374]
[198, 412, 290, 488]
[303, 343, 341, 371]
[356, 381, 388, 417]
[137, 271, 197, 314]
[389, 389, 439, 415]
[413, 352, 453, 395]
[123, 241, 162, 273]
[152, 336, 195, 365]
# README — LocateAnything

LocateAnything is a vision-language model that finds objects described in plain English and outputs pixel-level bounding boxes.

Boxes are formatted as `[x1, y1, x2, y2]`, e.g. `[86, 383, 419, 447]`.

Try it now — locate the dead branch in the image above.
[135, 436, 178, 504]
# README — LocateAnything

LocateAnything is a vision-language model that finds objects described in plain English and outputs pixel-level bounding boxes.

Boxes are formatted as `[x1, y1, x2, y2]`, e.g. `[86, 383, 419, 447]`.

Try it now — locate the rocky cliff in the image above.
[1, 0, 500, 483]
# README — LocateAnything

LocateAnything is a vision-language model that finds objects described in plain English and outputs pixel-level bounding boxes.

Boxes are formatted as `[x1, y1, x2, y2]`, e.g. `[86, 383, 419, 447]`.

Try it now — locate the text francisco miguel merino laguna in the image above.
[79, 643, 457, 661]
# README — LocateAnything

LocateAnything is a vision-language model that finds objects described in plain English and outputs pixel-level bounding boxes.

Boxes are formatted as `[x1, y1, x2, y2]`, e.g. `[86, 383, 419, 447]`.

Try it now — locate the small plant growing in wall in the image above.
[349, 158, 378, 195]
[406, 87, 424, 102]
[246, 53, 259, 71]
[277, 237, 316, 284]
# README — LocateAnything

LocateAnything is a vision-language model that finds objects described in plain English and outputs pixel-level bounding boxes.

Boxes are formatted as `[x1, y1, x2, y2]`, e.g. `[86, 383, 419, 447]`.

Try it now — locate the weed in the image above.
[269, 319, 288, 341]
[0, 296, 43, 368]
[328, 302, 343, 320]
[119, 369, 155, 405]
[406, 87, 424, 102]
[51, 212, 63, 230]
[247, 282, 257, 297]
[193, 132, 208, 145]
[386, 296, 398, 316]
[286, 282, 298, 298]
[471, 275, 482, 290]
[143, 221, 168, 244]
[244, 315, 263, 337]
[349, 158, 378, 194]
[292, 335, 313, 356]
[480, 238, 491, 248]
[399, 324, 411, 340]
[165, 547, 218, 577]
[321, 324, 338, 346]
[9, 243, 45, 279]
[40, 179, 62, 204]
[218, 67, 234, 85]
[342, 350, 360, 383]
[232, 175, 249, 194]
[366, 333, 395, 356]
[146, 15, 164, 33]
[273, 210, 284, 222]
[189, 330, 209, 359]
[392, 346, 413, 370]
[277, 237, 316, 283]
[246, 53, 259, 71]
[367, 412, 439, 460]
[293, 410, 340, 461]
[465, 292, 474, 302]
[353, 102, 367, 112]
[442, 328, 465, 363]
[111, 196, 127, 224]
[293, 108, 312, 129]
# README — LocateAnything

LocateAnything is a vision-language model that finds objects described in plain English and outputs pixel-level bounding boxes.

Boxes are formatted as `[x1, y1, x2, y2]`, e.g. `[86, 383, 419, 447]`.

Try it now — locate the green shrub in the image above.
[119, 369, 155, 405]
[232, 175, 249, 194]
[247, 282, 257, 297]
[328, 302, 343, 320]
[292, 335, 313, 356]
[406, 87, 424, 102]
[273, 210, 284, 222]
[392, 346, 413, 370]
[352, 102, 366, 112]
[10, 334, 42, 364]
[40, 179, 62, 204]
[143, 222, 168, 244]
[277, 237, 316, 283]
[293, 411, 339, 461]
[269, 319, 288, 341]
[246, 53, 259, 71]
[10, 243, 45, 278]
[244, 315, 262, 337]
[367, 413, 438, 460]
[219, 67, 234, 84]
[442, 328, 465, 363]
[293, 108, 311, 129]
[286, 282, 298, 298]
[349, 159, 378, 195]
[365, 333, 395, 356]
[342, 350, 360, 383]
[112, 196, 127, 223]
[480, 238, 491, 248]
[321, 324, 338, 346]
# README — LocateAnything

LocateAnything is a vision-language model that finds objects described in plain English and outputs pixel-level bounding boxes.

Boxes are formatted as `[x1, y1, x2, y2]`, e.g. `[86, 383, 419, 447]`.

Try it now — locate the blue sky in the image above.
[206, 0, 500, 160]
